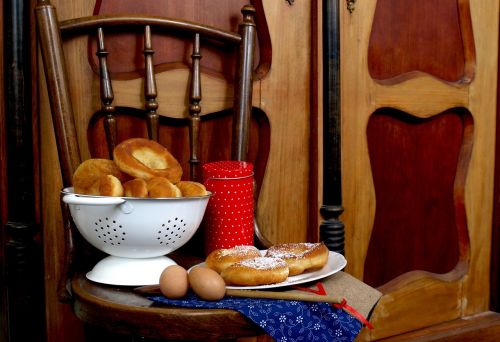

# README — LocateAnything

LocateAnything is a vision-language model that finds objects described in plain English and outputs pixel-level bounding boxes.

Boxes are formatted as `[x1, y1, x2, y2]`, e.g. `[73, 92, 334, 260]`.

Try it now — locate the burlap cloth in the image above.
[284, 271, 382, 319]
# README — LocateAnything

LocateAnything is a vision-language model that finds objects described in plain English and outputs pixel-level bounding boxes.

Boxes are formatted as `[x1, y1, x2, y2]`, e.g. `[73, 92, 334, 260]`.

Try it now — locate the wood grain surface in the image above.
[340, 0, 498, 340]
[367, 0, 473, 83]
[364, 109, 469, 287]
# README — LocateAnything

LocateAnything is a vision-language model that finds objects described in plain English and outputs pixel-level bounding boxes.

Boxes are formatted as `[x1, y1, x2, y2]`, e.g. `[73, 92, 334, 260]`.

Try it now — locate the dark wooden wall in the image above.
[2, 0, 45, 341]
[492, 25, 500, 313]
[0, 0, 8, 339]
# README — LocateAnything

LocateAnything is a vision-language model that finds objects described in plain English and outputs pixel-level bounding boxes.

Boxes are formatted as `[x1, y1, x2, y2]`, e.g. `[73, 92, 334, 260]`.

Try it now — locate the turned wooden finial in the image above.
[241, 4, 256, 25]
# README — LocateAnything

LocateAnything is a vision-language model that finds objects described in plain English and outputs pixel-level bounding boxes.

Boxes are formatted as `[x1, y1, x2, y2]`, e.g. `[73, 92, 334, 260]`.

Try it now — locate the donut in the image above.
[220, 257, 289, 286]
[98, 174, 124, 197]
[73, 158, 129, 195]
[123, 178, 148, 198]
[176, 181, 208, 197]
[265, 242, 329, 276]
[113, 138, 182, 183]
[205, 245, 261, 273]
[147, 177, 181, 198]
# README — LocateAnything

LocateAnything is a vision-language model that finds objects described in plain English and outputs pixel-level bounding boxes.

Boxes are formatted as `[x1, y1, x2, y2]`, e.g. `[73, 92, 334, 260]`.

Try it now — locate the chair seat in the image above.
[71, 272, 263, 340]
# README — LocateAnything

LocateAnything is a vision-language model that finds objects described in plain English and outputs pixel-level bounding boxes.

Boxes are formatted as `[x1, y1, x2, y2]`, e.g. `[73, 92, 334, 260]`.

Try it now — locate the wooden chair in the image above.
[36, 0, 270, 339]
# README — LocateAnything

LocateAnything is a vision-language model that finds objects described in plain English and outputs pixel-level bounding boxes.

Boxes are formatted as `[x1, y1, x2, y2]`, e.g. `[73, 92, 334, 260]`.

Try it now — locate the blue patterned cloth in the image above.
[149, 292, 362, 341]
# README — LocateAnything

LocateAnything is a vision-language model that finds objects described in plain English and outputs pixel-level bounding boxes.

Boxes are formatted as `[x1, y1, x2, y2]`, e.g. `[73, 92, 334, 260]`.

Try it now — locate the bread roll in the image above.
[147, 177, 181, 198]
[176, 181, 208, 197]
[206, 245, 260, 273]
[265, 242, 329, 276]
[123, 178, 148, 198]
[221, 257, 289, 286]
[97, 174, 124, 197]
[73, 158, 128, 195]
[113, 138, 182, 183]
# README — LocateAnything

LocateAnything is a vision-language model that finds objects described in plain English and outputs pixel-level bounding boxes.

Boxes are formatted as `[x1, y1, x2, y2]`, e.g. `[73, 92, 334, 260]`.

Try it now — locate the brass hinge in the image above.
[346, 0, 357, 13]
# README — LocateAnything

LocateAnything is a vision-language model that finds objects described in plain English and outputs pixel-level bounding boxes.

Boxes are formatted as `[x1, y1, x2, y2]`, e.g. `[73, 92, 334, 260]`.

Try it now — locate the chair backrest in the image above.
[35, 0, 258, 186]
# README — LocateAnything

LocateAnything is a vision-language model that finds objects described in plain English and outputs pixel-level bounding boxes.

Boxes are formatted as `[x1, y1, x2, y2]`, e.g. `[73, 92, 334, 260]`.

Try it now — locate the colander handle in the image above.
[62, 194, 126, 206]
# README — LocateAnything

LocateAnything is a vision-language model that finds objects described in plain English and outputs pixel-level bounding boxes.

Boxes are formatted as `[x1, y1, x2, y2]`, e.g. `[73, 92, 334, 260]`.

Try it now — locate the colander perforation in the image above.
[156, 217, 188, 245]
[94, 217, 126, 245]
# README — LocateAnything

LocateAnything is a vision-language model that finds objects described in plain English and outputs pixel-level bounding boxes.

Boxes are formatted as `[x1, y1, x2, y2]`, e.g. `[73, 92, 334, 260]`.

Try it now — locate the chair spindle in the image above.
[231, 5, 256, 161]
[96, 27, 117, 158]
[189, 33, 202, 181]
[143, 25, 159, 142]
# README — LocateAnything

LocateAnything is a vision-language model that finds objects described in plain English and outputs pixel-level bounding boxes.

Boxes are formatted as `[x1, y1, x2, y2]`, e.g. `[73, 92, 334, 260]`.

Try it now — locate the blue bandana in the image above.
[149, 292, 362, 341]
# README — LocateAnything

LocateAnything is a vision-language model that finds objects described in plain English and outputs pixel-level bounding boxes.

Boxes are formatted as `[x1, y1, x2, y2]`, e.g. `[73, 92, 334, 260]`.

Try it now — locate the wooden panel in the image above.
[91, 0, 270, 81]
[367, 0, 475, 83]
[364, 109, 470, 287]
[379, 311, 500, 341]
[109, 69, 235, 119]
[341, 0, 498, 340]
[256, 0, 313, 243]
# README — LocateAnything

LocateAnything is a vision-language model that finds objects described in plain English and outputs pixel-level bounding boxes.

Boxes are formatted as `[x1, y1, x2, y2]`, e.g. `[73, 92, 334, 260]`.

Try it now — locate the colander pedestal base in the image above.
[86, 255, 177, 286]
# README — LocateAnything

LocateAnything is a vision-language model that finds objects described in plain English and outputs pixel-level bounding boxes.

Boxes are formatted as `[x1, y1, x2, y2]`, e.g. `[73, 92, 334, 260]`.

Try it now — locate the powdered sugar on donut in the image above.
[266, 242, 319, 259]
[239, 257, 287, 270]
[218, 245, 259, 257]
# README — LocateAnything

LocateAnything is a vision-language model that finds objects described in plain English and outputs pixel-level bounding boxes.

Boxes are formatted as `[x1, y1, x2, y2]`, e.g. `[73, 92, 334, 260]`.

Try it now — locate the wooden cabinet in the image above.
[338, 0, 500, 339]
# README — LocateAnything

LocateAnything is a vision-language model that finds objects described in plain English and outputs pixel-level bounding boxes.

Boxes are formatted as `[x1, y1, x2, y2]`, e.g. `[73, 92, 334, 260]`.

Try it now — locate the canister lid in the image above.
[202, 161, 254, 180]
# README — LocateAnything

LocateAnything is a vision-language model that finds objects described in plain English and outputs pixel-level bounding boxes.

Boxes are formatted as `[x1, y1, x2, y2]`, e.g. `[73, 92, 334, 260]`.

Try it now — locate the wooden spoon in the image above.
[135, 284, 342, 304]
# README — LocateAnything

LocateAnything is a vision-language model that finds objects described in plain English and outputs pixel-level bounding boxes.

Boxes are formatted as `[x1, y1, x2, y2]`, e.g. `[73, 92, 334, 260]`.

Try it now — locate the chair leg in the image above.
[84, 324, 250, 342]
[83, 324, 134, 342]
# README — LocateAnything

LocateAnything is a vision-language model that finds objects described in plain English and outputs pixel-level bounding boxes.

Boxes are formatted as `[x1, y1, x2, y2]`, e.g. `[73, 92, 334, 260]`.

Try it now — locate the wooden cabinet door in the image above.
[340, 0, 498, 339]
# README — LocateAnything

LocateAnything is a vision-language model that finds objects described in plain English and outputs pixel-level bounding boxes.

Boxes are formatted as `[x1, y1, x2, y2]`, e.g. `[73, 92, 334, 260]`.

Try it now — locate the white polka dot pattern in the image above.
[202, 161, 255, 255]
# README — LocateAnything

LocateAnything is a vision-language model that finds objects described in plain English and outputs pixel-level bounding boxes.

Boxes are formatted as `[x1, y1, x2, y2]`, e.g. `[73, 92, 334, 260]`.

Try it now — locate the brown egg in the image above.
[188, 266, 226, 301]
[159, 265, 189, 299]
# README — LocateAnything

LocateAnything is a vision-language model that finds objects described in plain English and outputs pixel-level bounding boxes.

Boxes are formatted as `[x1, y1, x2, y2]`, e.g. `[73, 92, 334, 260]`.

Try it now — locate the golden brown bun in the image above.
[98, 175, 124, 196]
[113, 138, 182, 183]
[123, 178, 148, 198]
[205, 245, 260, 274]
[147, 177, 181, 198]
[176, 181, 208, 197]
[73, 158, 129, 195]
[265, 242, 329, 276]
[221, 257, 289, 286]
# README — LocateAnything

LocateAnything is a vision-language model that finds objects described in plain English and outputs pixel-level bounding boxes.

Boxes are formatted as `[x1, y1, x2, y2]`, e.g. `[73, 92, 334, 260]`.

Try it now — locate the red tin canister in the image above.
[202, 161, 254, 255]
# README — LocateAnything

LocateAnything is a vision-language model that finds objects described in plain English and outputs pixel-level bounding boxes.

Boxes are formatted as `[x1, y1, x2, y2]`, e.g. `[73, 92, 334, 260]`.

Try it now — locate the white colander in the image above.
[61, 187, 210, 286]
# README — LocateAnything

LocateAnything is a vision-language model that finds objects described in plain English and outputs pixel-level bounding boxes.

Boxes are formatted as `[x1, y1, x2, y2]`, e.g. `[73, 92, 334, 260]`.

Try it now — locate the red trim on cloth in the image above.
[293, 282, 374, 330]
[292, 282, 327, 295]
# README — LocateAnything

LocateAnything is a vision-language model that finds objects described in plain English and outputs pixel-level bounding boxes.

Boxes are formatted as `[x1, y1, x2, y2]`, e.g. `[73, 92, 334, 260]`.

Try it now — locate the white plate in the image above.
[194, 251, 347, 290]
